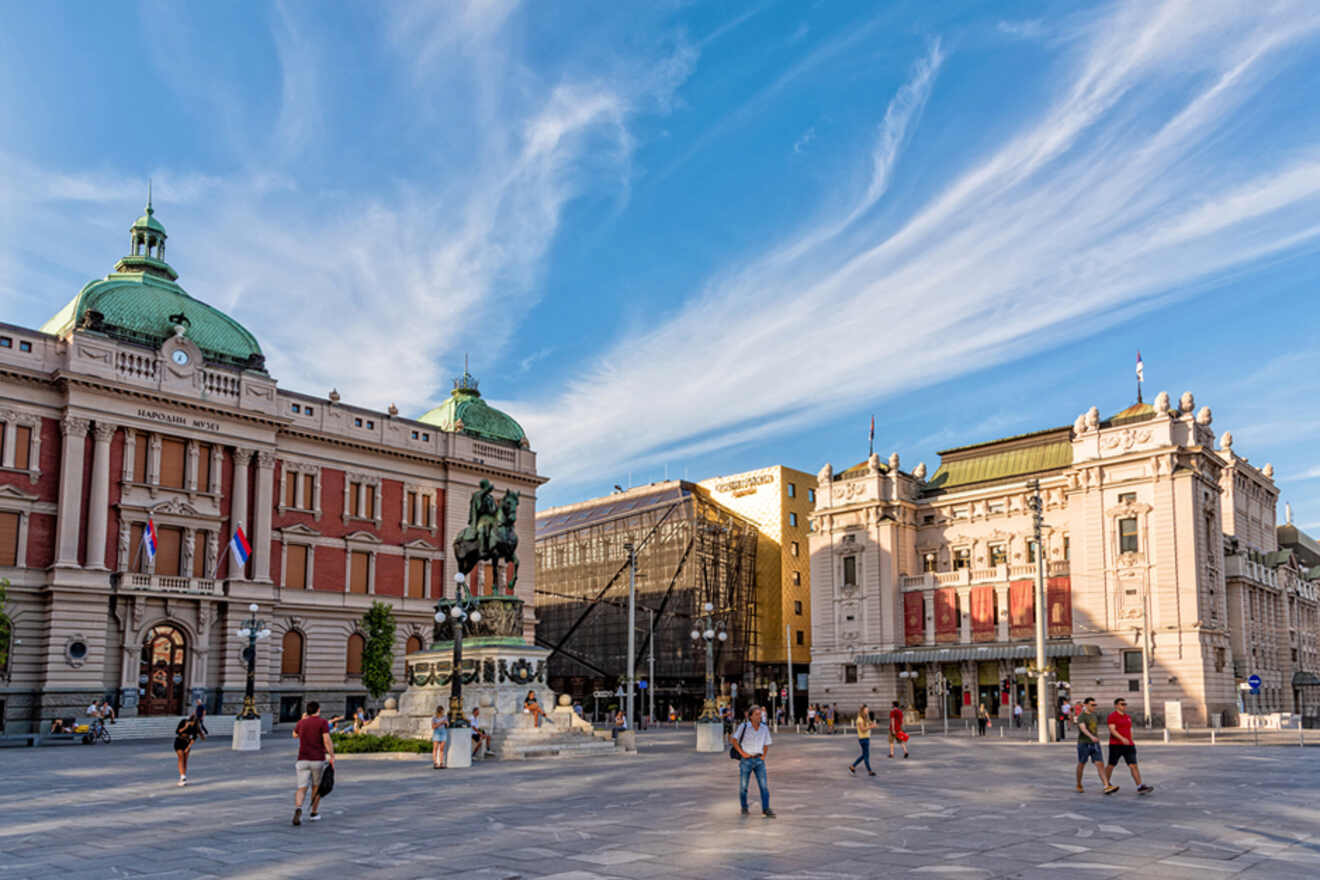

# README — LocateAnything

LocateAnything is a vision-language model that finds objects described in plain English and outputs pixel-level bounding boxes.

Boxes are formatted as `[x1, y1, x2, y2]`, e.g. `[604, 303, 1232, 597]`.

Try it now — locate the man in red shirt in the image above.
[292, 701, 336, 825]
[1103, 697, 1152, 795]
[887, 700, 909, 759]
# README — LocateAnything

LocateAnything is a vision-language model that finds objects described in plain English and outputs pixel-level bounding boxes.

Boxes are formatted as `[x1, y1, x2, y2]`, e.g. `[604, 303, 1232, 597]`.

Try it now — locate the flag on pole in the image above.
[1135, 351, 1144, 383]
[229, 525, 252, 566]
[868, 414, 875, 456]
[142, 517, 158, 560]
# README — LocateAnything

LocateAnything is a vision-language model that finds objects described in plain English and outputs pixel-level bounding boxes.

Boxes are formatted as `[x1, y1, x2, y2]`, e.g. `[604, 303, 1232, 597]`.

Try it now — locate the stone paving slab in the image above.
[1, 730, 1319, 878]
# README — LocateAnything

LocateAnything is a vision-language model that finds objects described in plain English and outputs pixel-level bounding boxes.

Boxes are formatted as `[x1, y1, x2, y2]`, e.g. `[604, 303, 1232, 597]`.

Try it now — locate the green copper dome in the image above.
[41, 197, 265, 371]
[418, 371, 527, 446]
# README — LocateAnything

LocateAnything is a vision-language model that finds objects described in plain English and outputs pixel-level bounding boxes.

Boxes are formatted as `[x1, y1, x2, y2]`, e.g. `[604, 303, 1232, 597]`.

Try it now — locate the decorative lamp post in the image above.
[691, 601, 728, 722]
[236, 603, 271, 720]
[931, 669, 950, 735]
[436, 572, 482, 730]
[898, 668, 918, 713]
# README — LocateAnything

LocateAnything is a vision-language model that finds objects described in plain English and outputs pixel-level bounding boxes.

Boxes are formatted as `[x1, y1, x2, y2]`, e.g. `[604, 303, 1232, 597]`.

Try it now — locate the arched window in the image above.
[281, 630, 304, 677]
[346, 632, 365, 676]
[406, 634, 423, 655]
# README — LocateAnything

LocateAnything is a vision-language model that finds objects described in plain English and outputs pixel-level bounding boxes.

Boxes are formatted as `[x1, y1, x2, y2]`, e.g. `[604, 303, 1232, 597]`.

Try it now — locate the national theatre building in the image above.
[0, 200, 543, 733]
[809, 395, 1320, 728]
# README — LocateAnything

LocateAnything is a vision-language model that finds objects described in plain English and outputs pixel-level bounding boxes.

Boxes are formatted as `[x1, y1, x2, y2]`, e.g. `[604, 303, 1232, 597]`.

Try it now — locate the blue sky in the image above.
[2, 1, 1320, 525]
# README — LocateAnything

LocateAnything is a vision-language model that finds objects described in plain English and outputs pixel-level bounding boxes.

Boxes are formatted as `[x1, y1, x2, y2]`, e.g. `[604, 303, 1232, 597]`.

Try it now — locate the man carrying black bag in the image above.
[292, 701, 335, 826]
[729, 705, 775, 818]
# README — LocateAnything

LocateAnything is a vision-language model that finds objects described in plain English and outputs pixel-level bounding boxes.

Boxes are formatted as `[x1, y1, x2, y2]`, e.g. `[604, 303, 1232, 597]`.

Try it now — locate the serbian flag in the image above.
[229, 525, 252, 565]
[869, 414, 875, 446]
[142, 518, 158, 560]
[1136, 350, 1144, 383]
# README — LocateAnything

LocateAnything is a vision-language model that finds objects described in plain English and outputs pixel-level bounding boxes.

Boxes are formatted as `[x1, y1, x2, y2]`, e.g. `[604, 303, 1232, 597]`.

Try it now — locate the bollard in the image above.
[1211, 729, 1216, 745]
[1301, 727, 1305, 748]
[921, 721, 926, 736]
[1000, 725, 1005, 738]
[1163, 729, 1169, 744]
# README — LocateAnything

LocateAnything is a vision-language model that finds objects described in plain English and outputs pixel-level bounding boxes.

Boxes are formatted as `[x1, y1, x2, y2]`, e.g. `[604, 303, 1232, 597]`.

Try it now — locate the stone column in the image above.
[84, 422, 117, 571]
[253, 450, 276, 583]
[55, 415, 91, 567]
[1, 421, 15, 468]
[230, 447, 253, 580]
[208, 444, 223, 494]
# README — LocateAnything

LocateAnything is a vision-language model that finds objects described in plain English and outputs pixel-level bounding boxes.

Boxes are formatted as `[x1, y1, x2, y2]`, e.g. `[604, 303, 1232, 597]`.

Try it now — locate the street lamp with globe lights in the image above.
[691, 600, 728, 722]
[235, 603, 271, 719]
[434, 572, 482, 728]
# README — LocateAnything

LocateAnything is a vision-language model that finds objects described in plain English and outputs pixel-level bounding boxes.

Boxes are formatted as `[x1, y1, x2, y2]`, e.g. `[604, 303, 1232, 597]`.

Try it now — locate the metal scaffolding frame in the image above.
[534, 482, 758, 716]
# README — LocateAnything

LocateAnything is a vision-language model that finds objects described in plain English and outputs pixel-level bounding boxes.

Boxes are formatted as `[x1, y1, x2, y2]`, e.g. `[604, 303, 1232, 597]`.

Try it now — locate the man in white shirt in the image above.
[730, 705, 775, 818]
[469, 708, 491, 757]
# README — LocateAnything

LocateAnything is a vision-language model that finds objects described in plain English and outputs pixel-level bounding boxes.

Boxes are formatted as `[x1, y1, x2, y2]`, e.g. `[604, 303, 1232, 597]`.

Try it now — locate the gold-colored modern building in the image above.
[700, 466, 817, 706]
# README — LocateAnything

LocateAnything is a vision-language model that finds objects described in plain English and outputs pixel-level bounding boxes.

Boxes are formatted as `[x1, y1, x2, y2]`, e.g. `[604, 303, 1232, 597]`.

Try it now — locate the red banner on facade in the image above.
[971, 586, 996, 642]
[904, 591, 925, 645]
[1009, 580, 1034, 640]
[1047, 576, 1072, 637]
[935, 588, 958, 643]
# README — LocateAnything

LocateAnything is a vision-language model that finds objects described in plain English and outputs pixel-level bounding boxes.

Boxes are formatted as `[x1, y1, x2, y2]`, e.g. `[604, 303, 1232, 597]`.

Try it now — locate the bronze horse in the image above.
[452, 482, 520, 592]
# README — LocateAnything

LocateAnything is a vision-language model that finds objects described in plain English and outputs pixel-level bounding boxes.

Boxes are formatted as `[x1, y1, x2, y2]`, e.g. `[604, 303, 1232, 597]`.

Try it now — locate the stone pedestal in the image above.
[696, 721, 724, 753]
[446, 732, 473, 768]
[232, 717, 262, 751]
[617, 729, 637, 752]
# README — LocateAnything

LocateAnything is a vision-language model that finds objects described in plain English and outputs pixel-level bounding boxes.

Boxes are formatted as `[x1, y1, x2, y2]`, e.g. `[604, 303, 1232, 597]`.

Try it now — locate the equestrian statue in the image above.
[452, 479, 520, 592]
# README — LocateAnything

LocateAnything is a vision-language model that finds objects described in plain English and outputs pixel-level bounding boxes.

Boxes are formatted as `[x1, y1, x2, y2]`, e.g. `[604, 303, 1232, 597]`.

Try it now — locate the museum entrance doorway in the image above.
[139, 625, 187, 716]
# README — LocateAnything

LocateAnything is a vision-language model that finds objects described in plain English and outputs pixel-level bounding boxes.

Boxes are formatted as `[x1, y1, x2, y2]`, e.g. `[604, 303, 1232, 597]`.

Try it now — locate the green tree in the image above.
[0, 578, 10, 674]
[360, 601, 397, 700]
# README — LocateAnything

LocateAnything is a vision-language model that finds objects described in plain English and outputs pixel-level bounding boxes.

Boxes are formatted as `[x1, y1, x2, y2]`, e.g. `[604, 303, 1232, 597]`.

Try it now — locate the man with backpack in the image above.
[730, 705, 775, 818]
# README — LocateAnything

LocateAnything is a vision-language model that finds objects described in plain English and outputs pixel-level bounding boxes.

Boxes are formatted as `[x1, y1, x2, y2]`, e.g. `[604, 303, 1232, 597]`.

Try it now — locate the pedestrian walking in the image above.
[887, 701, 910, 758]
[431, 705, 448, 769]
[1058, 697, 1071, 741]
[292, 701, 335, 825]
[1074, 697, 1110, 793]
[848, 704, 876, 776]
[827, 703, 837, 733]
[193, 697, 209, 740]
[173, 714, 201, 786]
[1013, 702, 1022, 728]
[730, 705, 775, 817]
[976, 703, 990, 736]
[1103, 698, 1153, 796]
[806, 704, 817, 733]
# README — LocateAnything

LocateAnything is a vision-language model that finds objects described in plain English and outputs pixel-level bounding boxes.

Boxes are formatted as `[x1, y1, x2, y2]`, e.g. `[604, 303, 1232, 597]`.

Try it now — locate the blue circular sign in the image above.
[1247, 674, 1262, 690]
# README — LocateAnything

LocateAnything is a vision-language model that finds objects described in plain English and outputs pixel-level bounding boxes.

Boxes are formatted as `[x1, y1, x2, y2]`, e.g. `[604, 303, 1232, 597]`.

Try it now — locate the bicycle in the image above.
[83, 720, 112, 745]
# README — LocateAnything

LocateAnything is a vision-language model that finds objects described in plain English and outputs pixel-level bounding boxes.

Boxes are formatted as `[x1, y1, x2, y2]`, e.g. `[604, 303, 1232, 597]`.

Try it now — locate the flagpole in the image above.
[212, 521, 241, 581]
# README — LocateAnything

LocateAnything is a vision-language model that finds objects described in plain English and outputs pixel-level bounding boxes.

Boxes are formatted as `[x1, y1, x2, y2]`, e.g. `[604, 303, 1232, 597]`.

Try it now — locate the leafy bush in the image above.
[361, 601, 397, 700]
[331, 732, 431, 754]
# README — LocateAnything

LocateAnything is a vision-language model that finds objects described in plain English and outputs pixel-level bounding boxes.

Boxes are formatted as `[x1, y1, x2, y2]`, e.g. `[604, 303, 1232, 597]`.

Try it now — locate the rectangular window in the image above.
[423, 496, 431, 528]
[795, 629, 804, 646]
[305, 406, 314, 416]
[129, 523, 143, 571]
[349, 482, 362, 517]
[807, 488, 815, 503]
[285, 471, 298, 508]
[788, 512, 798, 527]
[286, 545, 308, 589]
[787, 482, 796, 498]
[1119, 517, 1139, 554]
[844, 664, 858, 683]
[989, 543, 1007, 566]
[953, 548, 970, 569]
[197, 443, 212, 491]
[792, 571, 801, 586]
[160, 438, 187, 489]
[132, 436, 148, 483]
[1063, 536, 1070, 560]
[349, 551, 369, 594]
[1027, 540, 1037, 564]
[13, 425, 30, 470]
[366, 420, 374, 430]
[922, 553, 936, 572]
[794, 600, 803, 615]
[1118, 492, 1136, 504]
[1128, 679, 1141, 692]
[192, 531, 206, 578]
[367, 487, 377, 519]
[354, 418, 363, 428]
[155, 526, 183, 576]
[408, 558, 426, 598]
[0, 337, 9, 348]
[843, 555, 857, 586]
[303, 474, 315, 510]
[0, 511, 19, 566]
[923, 514, 935, 525]
[1122, 650, 1143, 674]
[17, 341, 30, 353]
[407, 491, 418, 525]
[291, 403, 301, 414]
[791, 541, 799, 557]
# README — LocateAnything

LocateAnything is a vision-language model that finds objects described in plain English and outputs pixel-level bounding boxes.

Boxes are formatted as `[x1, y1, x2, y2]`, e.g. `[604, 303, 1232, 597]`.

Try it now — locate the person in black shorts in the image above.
[174, 714, 201, 787]
[1104, 698, 1152, 795]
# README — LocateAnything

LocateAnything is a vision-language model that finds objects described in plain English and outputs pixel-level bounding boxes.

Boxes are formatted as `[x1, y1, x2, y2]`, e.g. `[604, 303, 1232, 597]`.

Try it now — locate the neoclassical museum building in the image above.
[0, 200, 543, 732]
[809, 395, 1320, 728]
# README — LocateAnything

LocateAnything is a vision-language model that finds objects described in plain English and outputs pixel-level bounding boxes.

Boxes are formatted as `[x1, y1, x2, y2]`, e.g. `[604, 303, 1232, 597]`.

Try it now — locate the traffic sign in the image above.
[1247, 673, 1262, 691]
[780, 688, 787, 698]
[638, 680, 648, 689]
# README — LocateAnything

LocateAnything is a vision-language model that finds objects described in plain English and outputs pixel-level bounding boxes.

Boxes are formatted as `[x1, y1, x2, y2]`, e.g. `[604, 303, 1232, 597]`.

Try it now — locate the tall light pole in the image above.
[692, 601, 728, 720]
[647, 607, 656, 727]
[235, 603, 270, 719]
[785, 623, 794, 724]
[436, 572, 482, 728]
[624, 542, 637, 729]
[1028, 480, 1051, 744]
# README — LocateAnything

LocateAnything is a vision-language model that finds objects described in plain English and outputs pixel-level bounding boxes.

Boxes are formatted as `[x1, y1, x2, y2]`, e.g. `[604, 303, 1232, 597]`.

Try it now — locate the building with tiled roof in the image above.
[809, 391, 1320, 729]
[0, 199, 544, 734]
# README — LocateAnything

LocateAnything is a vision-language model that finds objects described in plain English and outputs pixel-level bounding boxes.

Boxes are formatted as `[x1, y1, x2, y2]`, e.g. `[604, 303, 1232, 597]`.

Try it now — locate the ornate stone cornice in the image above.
[255, 449, 277, 469]
[93, 422, 118, 443]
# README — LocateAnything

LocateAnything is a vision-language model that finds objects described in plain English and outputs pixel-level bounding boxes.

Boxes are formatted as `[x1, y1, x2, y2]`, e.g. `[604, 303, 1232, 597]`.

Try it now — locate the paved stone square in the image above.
[2, 728, 1319, 879]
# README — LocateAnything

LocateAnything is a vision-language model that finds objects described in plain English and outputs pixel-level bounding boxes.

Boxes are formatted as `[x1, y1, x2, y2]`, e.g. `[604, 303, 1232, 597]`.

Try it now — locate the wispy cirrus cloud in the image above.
[516, 0, 1320, 489]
